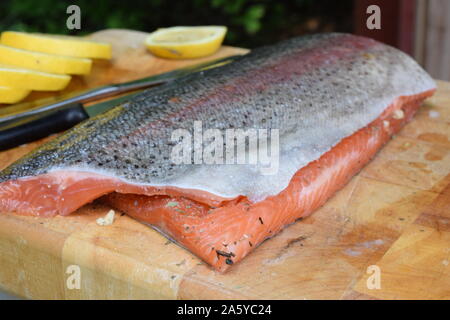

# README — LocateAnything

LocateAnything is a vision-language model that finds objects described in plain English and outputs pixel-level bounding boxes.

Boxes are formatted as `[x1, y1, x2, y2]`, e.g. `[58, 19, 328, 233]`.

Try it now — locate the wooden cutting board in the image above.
[0, 29, 449, 300]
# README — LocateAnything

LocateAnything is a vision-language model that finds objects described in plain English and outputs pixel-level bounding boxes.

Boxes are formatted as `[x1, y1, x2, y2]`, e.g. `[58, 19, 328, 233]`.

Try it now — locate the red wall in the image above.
[354, 0, 416, 55]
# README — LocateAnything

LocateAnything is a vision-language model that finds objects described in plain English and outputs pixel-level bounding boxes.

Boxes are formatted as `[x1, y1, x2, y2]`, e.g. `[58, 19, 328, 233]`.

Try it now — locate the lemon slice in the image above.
[145, 26, 227, 59]
[0, 86, 30, 104]
[1, 31, 112, 59]
[0, 65, 71, 91]
[0, 44, 92, 75]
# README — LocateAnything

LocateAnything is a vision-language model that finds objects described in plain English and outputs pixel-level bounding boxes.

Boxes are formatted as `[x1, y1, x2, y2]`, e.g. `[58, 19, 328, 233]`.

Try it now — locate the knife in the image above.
[0, 54, 239, 126]
[0, 55, 240, 151]
[0, 93, 140, 151]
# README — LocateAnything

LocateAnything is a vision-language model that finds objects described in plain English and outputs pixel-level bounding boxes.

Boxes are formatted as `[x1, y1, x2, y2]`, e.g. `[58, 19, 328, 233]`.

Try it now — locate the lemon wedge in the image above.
[0, 86, 30, 104]
[0, 44, 92, 75]
[0, 65, 71, 91]
[145, 26, 227, 59]
[1, 31, 112, 59]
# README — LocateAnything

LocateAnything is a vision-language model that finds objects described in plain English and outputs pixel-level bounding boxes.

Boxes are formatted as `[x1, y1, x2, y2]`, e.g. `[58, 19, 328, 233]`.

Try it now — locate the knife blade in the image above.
[0, 54, 239, 127]
[0, 92, 141, 151]
[0, 55, 241, 151]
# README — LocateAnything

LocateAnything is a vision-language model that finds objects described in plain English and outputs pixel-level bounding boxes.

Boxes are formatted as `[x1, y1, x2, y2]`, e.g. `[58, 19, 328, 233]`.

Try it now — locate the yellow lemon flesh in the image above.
[0, 44, 92, 75]
[0, 86, 30, 104]
[0, 65, 71, 91]
[145, 26, 227, 59]
[1, 31, 112, 59]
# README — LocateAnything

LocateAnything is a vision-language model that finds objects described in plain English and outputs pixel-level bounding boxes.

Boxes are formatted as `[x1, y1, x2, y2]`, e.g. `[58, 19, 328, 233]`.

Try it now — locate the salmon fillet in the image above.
[0, 33, 435, 271]
[101, 90, 434, 271]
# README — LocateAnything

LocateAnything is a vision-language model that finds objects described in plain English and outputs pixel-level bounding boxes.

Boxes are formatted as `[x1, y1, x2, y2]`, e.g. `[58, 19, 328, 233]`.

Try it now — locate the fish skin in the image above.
[0, 33, 434, 203]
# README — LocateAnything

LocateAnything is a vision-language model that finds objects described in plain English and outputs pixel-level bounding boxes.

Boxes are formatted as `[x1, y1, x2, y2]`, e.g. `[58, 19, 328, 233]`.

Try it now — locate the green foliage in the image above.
[0, 0, 352, 48]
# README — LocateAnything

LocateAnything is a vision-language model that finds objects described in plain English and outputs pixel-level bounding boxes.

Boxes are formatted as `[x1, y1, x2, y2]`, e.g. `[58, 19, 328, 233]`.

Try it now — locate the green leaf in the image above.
[247, 4, 265, 20]
[245, 20, 261, 34]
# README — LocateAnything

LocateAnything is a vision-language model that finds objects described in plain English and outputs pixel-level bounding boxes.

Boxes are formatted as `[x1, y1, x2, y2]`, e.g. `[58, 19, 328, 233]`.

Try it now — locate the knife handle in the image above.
[0, 103, 88, 151]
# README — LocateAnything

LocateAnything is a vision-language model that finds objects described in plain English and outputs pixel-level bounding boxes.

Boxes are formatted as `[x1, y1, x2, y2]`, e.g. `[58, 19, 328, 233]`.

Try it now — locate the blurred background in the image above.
[0, 0, 353, 48]
[0, 0, 449, 79]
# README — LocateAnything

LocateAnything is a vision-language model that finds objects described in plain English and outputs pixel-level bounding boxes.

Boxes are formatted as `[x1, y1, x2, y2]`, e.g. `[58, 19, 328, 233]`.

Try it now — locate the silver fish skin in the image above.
[0, 33, 435, 202]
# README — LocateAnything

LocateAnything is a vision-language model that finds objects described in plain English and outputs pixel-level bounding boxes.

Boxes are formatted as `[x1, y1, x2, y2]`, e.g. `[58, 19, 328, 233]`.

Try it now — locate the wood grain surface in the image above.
[0, 29, 449, 300]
